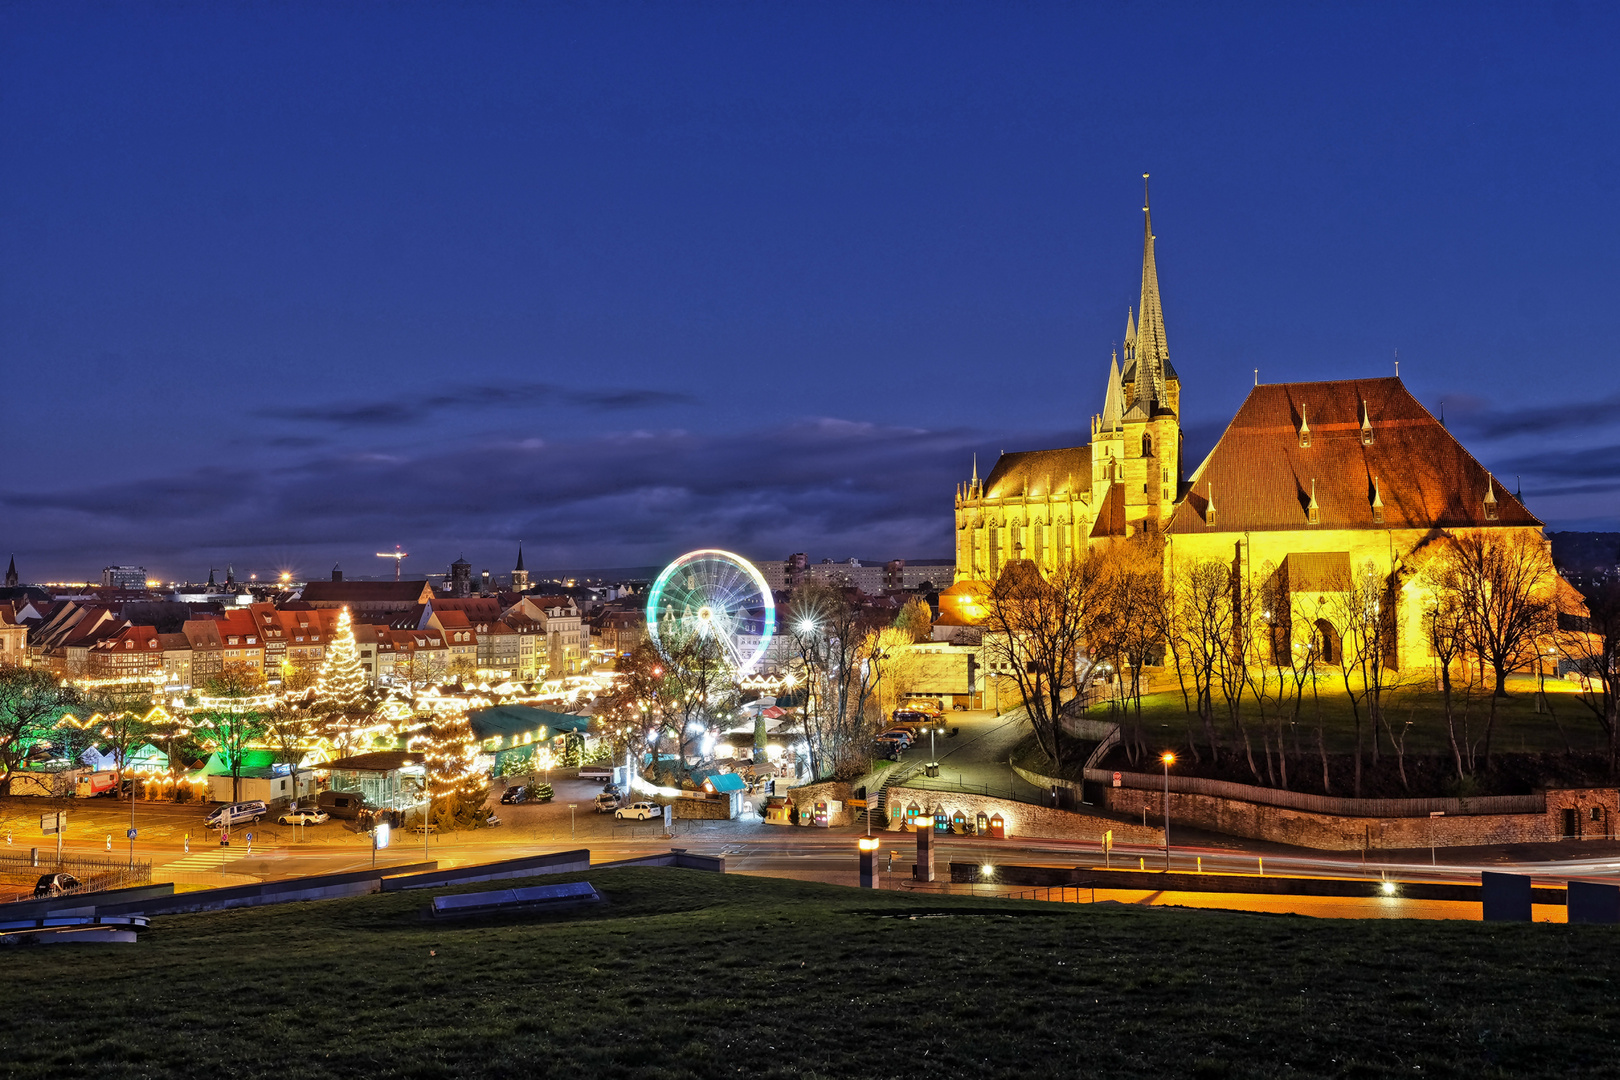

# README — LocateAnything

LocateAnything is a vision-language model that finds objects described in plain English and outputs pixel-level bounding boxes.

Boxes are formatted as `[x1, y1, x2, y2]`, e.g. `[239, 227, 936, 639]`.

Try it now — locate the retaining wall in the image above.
[381, 850, 590, 891]
[673, 796, 732, 821]
[97, 861, 439, 916]
[782, 781, 855, 827]
[886, 785, 1162, 846]
[1101, 786, 1620, 851]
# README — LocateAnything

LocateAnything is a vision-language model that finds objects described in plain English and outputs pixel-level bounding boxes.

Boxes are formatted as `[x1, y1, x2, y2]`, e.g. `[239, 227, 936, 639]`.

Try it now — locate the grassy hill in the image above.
[5, 868, 1619, 1078]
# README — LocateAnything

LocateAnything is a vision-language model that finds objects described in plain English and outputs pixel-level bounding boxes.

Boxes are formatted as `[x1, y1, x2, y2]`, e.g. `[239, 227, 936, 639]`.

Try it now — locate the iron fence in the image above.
[0, 849, 153, 899]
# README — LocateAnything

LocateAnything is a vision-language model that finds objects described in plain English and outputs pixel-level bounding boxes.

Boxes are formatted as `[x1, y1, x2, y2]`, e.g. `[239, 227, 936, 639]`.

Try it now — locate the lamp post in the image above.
[1160, 751, 1175, 871]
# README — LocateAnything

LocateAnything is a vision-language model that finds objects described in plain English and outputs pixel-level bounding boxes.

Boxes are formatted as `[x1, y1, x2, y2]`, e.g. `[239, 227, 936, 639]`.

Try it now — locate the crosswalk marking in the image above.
[163, 847, 277, 873]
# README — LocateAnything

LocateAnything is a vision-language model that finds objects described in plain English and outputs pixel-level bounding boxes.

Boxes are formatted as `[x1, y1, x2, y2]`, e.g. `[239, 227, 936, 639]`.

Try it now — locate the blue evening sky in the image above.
[2, 2, 1617, 581]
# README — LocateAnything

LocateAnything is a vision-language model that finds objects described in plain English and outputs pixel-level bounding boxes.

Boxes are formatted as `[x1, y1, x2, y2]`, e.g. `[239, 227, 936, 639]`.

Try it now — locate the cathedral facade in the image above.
[952, 184, 1545, 669]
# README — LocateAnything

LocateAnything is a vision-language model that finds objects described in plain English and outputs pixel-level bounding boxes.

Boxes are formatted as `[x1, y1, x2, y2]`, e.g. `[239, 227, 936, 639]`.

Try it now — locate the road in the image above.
[6, 763, 1620, 920]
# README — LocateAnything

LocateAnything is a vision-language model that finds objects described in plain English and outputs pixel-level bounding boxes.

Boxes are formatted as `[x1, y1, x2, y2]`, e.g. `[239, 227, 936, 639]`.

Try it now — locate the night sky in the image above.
[4, 2, 1617, 583]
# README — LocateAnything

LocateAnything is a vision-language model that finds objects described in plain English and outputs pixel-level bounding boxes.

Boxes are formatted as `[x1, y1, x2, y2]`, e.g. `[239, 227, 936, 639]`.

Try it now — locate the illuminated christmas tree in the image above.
[314, 607, 383, 754]
[408, 713, 490, 830]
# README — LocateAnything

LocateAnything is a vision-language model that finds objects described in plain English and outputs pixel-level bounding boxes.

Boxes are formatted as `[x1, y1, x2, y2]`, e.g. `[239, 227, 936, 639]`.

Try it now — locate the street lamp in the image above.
[1160, 751, 1175, 871]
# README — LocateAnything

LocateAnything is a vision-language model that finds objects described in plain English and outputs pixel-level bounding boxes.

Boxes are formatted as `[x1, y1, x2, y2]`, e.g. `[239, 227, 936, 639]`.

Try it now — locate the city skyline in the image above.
[4, 3, 1619, 579]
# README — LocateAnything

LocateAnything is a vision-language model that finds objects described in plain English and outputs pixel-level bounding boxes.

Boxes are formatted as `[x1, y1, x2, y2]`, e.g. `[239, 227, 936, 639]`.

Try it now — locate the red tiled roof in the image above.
[983, 446, 1091, 500]
[1166, 377, 1540, 535]
[1090, 482, 1128, 538]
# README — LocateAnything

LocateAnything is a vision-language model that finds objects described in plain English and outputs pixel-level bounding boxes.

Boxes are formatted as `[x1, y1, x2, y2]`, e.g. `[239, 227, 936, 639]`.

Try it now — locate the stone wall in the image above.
[781, 780, 854, 827]
[673, 795, 733, 821]
[1102, 785, 1620, 851]
[886, 785, 1162, 846]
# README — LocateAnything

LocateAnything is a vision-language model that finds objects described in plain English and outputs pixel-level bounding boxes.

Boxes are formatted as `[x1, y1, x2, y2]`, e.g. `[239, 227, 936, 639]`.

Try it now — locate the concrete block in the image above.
[1481, 871, 1532, 922]
[1568, 880, 1620, 925]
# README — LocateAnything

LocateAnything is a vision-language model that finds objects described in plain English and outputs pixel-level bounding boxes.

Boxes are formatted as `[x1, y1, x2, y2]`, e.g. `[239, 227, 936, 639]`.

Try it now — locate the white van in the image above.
[578, 766, 613, 783]
[205, 801, 267, 829]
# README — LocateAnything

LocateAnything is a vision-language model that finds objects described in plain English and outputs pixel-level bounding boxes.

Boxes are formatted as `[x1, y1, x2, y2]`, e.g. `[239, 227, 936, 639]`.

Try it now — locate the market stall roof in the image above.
[706, 773, 747, 793]
[322, 750, 420, 773]
[469, 704, 592, 741]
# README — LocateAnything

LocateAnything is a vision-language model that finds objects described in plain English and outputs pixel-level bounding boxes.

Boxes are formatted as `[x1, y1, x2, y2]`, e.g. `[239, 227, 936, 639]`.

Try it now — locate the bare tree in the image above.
[982, 556, 1099, 770]
[1558, 578, 1620, 772]
[786, 582, 883, 780]
[1423, 558, 1478, 779]
[1440, 530, 1557, 765]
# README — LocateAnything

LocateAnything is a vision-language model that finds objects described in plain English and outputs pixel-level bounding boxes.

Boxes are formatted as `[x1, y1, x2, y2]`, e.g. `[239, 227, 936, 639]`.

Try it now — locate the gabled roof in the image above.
[1089, 482, 1128, 538]
[299, 580, 434, 604]
[1165, 377, 1541, 535]
[982, 446, 1092, 501]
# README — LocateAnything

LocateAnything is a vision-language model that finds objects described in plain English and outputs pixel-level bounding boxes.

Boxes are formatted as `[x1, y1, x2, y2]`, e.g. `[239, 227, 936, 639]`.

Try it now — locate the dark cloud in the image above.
[256, 382, 696, 427]
[1452, 392, 1620, 439]
[1498, 442, 1620, 486]
[0, 418, 1055, 579]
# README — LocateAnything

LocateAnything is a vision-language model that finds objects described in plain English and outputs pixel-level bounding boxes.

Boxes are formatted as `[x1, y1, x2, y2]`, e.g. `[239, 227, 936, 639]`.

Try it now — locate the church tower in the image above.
[1091, 175, 1184, 534]
[511, 542, 530, 593]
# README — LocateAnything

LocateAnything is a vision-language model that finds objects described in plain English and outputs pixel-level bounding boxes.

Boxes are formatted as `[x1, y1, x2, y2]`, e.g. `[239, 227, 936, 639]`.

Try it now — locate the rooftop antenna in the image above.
[376, 545, 408, 582]
[1253, 368, 1259, 386]
[1394, 348, 1399, 378]
[1439, 400, 1446, 428]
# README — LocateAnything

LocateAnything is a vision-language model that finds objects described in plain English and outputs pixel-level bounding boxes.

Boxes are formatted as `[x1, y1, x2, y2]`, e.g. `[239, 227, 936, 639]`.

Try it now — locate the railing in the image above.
[1083, 767, 1546, 818]
[0, 850, 153, 898]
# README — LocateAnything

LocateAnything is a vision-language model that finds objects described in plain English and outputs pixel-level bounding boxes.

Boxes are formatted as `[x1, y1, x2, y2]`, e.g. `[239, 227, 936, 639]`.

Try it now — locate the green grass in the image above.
[5, 868, 1620, 1078]
[1087, 676, 1608, 758]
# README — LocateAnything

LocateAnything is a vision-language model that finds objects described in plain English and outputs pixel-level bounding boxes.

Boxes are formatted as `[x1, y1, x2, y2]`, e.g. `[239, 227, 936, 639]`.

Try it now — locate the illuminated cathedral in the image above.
[951, 180, 1544, 667]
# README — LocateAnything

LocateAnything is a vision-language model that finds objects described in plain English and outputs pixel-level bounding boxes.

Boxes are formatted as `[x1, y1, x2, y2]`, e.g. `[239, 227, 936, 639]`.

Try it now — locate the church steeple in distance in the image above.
[1130, 172, 1170, 418]
[511, 541, 530, 593]
[4, 555, 16, 589]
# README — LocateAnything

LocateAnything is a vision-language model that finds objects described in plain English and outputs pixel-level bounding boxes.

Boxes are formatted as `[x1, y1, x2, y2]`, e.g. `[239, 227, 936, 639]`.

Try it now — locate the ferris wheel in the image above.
[646, 549, 776, 675]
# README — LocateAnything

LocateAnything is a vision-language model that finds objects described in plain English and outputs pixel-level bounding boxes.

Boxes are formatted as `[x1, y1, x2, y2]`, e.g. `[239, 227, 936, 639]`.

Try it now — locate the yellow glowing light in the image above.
[1161, 751, 1176, 765]
[858, 837, 879, 852]
[980, 864, 994, 878]
[1381, 880, 1397, 895]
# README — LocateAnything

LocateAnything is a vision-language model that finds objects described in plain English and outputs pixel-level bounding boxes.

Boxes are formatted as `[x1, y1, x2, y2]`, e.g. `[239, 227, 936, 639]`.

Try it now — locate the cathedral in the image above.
[952, 181, 1543, 667]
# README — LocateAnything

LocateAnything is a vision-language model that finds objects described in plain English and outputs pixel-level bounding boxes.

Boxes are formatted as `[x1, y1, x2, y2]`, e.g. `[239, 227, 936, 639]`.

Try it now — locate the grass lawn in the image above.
[1015, 676, 1616, 798]
[6, 868, 1620, 1079]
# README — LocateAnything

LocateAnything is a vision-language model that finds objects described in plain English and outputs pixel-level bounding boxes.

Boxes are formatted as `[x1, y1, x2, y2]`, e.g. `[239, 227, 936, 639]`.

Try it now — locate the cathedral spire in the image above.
[1123, 306, 1137, 360]
[1100, 350, 1124, 431]
[4, 555, 15, 589]
[514, 541, 526, 573]
[1130, 173, 1169, 416]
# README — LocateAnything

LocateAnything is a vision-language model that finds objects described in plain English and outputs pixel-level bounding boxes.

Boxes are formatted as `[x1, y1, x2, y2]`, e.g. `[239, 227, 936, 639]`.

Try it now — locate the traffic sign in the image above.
[126, 828, 137, 840]
[40, 811, 65, 835]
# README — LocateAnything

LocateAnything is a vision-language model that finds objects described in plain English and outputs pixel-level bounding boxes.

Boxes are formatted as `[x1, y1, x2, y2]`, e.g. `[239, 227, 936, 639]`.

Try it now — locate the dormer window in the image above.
[1360, 400, 1374, 445]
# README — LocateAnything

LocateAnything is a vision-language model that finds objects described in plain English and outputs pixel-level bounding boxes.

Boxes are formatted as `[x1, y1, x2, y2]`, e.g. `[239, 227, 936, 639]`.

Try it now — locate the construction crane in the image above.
[376, 545, 408, 582]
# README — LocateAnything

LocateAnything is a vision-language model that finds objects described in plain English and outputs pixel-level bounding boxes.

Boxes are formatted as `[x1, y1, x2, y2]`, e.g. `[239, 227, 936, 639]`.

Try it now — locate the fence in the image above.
[1083, 767, 1546, 819]
[0, 850, 153, 897]
[898, 769, 1050, 807]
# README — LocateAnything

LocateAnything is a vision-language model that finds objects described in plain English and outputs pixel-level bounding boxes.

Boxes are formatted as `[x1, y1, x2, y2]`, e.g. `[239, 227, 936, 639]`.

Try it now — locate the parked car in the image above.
[500, 786, 527, 805]
[578, 766, 613, 783]
[594, 792, 621, 813]
[205, 800, 268, 829]
[600, 783, 623, 797]
[277, 806, 330, 825]
[33, 873, 82, 898]
[615, 801, 660, 821]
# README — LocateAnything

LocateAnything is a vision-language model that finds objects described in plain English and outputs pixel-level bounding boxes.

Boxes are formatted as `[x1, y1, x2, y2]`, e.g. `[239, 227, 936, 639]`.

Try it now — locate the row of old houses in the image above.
[0, 577, 595, 688]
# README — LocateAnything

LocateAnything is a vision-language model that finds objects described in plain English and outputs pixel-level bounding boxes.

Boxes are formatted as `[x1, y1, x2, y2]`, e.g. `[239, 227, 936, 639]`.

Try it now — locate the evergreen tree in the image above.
[408, 714, 489, 830]
[314, 608, 383, 755]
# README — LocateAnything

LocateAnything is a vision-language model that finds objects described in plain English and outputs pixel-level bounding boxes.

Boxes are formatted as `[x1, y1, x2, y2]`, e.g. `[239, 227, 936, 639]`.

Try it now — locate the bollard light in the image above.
[980, 863, 995, 878]
[858, 837, 879, 852]
[1382, 880, 1398, 896]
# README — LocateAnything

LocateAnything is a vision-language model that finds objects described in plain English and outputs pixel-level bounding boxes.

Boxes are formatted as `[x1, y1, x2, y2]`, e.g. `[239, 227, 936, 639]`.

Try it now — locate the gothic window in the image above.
[1142, 434, 1153, 457]
[1034, 522, 1044, 564]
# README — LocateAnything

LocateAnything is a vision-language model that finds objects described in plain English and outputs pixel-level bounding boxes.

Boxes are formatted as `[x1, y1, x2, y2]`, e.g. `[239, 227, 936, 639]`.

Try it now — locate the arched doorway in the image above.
[1313, 618, 1340, 665]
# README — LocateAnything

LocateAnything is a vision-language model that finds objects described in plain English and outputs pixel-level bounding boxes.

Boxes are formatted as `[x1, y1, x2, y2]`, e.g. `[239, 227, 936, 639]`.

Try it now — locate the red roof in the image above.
[1166, 377, 1540, 535]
